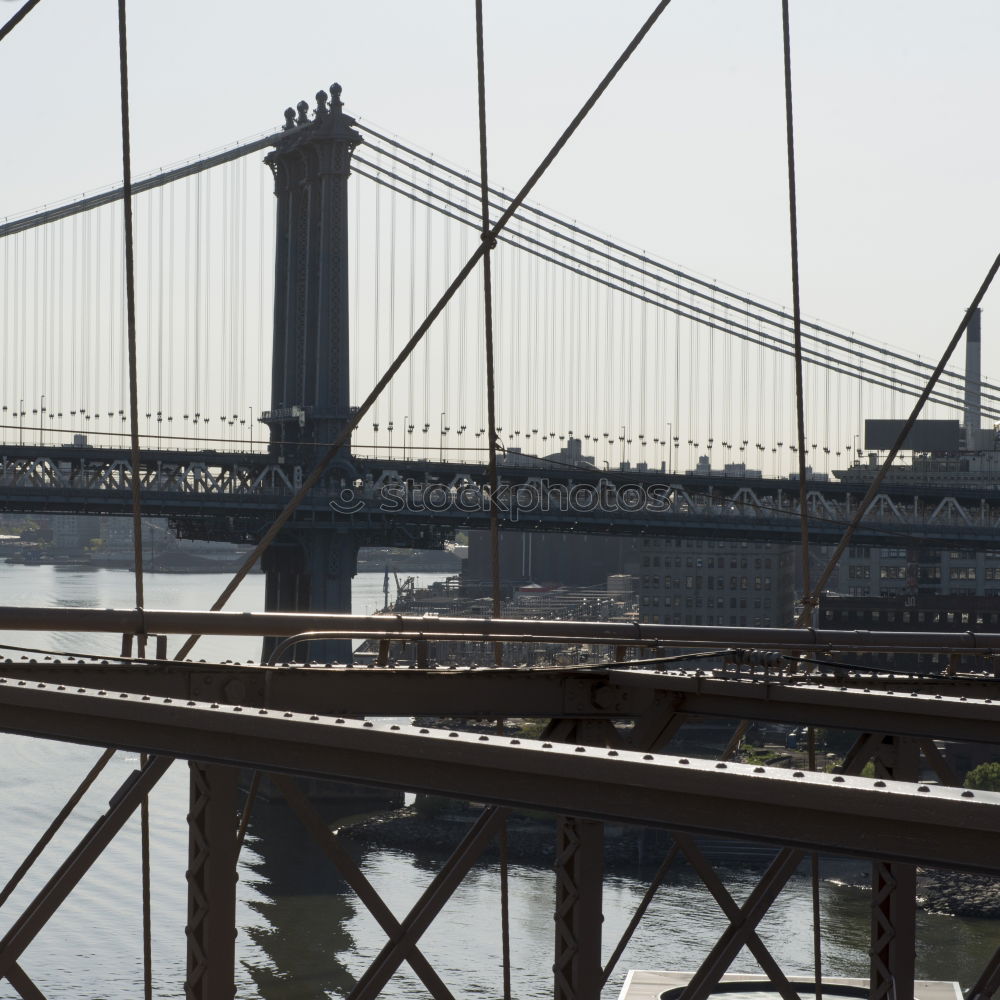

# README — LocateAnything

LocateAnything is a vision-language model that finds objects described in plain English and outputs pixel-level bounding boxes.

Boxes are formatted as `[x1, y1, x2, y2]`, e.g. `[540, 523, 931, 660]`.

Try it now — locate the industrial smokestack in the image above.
[965, 307, 982, 441]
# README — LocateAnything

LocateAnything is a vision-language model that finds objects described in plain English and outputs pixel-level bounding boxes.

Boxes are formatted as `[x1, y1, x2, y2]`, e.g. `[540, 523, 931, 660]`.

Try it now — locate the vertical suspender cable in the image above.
[116, 5, 152, 1000]
[474, 2, 510, 995]
[780, 3, 819, 992]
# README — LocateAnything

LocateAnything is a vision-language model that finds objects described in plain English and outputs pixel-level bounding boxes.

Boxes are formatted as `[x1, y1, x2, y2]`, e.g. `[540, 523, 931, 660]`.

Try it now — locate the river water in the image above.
[0, 565, 996, 999]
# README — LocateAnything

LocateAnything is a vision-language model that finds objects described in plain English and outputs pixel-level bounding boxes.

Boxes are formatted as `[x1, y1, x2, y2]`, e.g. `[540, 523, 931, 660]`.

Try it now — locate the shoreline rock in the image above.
[919, 870, 1000, 919]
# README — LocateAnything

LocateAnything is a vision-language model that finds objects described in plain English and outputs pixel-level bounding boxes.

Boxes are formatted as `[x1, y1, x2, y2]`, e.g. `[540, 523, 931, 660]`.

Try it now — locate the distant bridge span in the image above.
[3, 443, 999, 549]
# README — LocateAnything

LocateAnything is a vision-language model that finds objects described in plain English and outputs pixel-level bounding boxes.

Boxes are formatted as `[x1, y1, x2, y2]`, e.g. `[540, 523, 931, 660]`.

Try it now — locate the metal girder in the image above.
[7, 661, 1000, 747]
[679, 850, 806, 1000]
[605, 669, 1000, 744]
[554, 818, 604, 1000]
[869, 738, 919, 1000]
[1, 678, 999, 872]
[6, 964, 46, 1000]
[4, 604, 1000, 654]
[9, 446, 1000, 546]
[969, 945, 1000, 1000]
[670, 833, 799, 1000]
[347, 807, 509, 1000]
[0, 756, 171, 983]
[185, 763, 239, 1000]
[271, 774, 456, 1000]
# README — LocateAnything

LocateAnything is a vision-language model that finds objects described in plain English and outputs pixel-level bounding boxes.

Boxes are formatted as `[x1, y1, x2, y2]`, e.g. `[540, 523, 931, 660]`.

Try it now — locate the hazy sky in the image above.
[4, 0, 1000, 385]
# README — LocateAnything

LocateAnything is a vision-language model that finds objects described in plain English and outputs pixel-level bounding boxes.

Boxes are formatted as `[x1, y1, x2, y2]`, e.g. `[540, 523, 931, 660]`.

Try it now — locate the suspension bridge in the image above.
[3, 85, 1000, 616]
[3, 3, 1000, 1000]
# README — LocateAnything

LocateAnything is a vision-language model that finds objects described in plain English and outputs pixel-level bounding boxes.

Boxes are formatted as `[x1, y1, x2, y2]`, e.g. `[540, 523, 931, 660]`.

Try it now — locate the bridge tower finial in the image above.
[330, 82, 343, 113]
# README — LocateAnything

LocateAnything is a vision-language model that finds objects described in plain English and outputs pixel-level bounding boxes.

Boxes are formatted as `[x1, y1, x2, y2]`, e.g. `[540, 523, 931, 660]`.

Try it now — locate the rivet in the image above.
[874, 780, 886, 787]
[542, 742, 552, 748]
[918, 785, 930, 792]
[58, 685, 65, 691]
[479, 735, 489, 741]
[793, 771, 804, 777]
[575, 746, 585, 752]
[833, 775, 845, 782]
[336, 718, 345, 724]
[259, 709, 268, 715]
[210, 703, 219, 709]
[510, 739, 520, 745]
[754, 766, 765, 773]
[187, 701, 196, 706]
[419, 728, 429, 734]
[608, 750, 618, 756]
[119, 692, 127, 698]
[449, 732, 460, 738]
[679, 758, 690, 764]
[164, 698, 172, 704]
[962, 790, 974, 798]
[284, 712, 293, 718]
[311, 715, 320, 721]
[391, 724, 401, 731]
[98, 690, 106, 696]
[715, 762, 727, 769]
[643, 754, 654, 760]
[142, 695, 150, 701]
[234, 706, 243, 712]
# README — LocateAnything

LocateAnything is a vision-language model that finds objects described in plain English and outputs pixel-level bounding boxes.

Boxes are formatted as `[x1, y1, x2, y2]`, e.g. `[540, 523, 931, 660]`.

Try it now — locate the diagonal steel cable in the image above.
[473, 5, 511, 994]
[781, 0, 810, 610]
[799, 253, 1000, 622]
[781, 5, 821, 990]
[0, 0, 43, 44]
[116, 4, 152, 997]
[173, 0, 676, 661]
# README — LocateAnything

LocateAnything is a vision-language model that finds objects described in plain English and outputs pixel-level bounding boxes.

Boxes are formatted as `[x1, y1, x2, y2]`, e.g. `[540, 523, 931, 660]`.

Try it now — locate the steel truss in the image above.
[2, 610, 1000, 998]
[5, 445, 1000, 546]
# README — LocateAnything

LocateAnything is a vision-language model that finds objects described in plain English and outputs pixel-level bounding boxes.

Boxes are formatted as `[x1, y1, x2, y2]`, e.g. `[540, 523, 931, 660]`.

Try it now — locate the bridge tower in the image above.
[261, 85, 363, 662]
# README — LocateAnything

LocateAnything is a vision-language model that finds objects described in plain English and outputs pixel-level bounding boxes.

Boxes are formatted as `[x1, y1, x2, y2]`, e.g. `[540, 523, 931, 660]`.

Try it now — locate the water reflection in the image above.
[241, 796, 365, 999]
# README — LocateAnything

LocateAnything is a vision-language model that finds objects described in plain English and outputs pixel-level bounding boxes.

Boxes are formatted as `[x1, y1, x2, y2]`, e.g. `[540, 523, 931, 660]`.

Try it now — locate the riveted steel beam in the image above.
[0, 678, 999, 872]
[6, 662, 1000, 748]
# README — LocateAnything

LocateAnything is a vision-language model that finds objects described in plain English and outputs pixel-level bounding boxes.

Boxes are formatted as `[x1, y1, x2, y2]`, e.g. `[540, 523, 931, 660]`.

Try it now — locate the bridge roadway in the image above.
[3, 442, 1000, 548]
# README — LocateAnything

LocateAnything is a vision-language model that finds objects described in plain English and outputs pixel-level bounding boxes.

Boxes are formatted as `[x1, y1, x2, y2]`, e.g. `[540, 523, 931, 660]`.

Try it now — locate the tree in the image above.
[964, 761, 1000, 792]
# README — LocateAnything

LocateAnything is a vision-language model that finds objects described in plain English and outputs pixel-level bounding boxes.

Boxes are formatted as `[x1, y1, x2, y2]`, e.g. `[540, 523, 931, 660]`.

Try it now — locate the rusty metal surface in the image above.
[184, 763, 239, 1000]
[554, 818, 603, 1000]
[0, 677, 999, 871]
[6, 660, 1000, 746]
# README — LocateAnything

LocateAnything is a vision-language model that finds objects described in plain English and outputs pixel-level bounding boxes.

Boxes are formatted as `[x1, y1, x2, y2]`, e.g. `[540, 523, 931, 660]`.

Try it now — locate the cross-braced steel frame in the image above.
[1, 609, 1000, 999]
